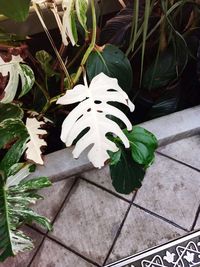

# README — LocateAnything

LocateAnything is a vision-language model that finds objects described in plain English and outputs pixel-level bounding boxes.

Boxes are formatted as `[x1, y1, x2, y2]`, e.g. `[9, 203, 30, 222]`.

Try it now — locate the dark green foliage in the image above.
[86, 44, 133, 93]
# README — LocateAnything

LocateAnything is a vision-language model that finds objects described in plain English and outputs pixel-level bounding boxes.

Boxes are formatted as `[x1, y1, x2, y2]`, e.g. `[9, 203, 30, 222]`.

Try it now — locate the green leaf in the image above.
[110, 148, 145, 194]
[18, 64, 35, 98]
[75, 0, 88, 32]
[0, 0, 31, 22]
[124, 126, 158, 166]
[108, 149, 122, 166]
[0, 103, 23, 123]
[142, 42, 188, 90]
[86, 44, 133, 93]
[0, 119, 29, 175]
[35, 50, 56, 77]
[0, 168, 52, 262]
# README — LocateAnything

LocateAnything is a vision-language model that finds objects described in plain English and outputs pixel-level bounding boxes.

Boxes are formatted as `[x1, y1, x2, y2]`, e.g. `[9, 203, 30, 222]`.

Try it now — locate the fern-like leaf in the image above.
[57, 72, 135, 168]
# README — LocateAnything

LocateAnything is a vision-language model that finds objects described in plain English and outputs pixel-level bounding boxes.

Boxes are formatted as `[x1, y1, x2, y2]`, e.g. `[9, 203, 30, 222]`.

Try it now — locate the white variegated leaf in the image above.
[25, 118, 47, 165]
[75, 0, 88, 32]
[0, 55, 35, 103]
[6, 164, 32, 187]
[57, 72, 135, 168]
[62, 0, 78, 46]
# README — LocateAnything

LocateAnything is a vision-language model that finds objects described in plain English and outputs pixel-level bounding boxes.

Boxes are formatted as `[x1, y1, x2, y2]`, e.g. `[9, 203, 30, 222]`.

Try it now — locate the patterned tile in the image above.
[82, 166, 134, 200]
[158, 136, 200, 170]
[49, 179, 129, 265]
[107, 206, 185, 265]
[30, 237, 95, 267]
[134, 155, 200, 229]
[106, 230, 200, 267]
[2, 226, 43, 267]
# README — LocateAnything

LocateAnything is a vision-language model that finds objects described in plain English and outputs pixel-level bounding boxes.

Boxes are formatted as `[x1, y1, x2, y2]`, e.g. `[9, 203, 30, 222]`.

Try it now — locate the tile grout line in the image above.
[80, 176, 133, 204]
[131, 202, 189, 232]
[46, 235, 101, 267]
[191, 204, 200, 231]
[156, 151, 200, 173]
[102, 193, 137, 266]
[27, 177, 79, 267]
[80, 175, 189, 233]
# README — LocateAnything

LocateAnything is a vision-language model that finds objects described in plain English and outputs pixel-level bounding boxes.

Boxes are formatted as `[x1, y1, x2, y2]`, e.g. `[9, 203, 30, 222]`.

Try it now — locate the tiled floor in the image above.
[3, 136, 200, 267]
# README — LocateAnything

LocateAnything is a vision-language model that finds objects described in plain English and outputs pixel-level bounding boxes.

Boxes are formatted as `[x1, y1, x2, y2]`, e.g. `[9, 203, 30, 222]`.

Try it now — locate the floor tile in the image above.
[2, 226, 43, 267]
[107, 205, 185, 265]
[30, 237, 95, 267]
[82, 166, 134, 200]
[158, 135, 200, 170]
[31, 177, 75, 231]
[33, 177, 75, 222]
[134, 155, 200, 229]
[49, 179, 129, 265]
[195, 215, 200, 230]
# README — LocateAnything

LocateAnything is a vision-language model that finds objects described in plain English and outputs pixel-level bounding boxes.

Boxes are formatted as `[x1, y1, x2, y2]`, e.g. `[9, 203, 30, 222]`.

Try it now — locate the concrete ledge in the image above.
[28, 106, 200, 181]
[140, 105, 200, 146]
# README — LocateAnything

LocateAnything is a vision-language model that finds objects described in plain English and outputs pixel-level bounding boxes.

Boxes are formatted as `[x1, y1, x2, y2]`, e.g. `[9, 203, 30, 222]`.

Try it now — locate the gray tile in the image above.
[2, 226, 43, 267]
[82, 166, 134, 200]
[50, 179, 129, 265]
[195, 214, 200, 230]
[107, 206, 185, 264]
[30, 237, 95, 267]
[31, 178, 75, 232]
[158, 135, 200, 170]
[134, 155, 200, 229]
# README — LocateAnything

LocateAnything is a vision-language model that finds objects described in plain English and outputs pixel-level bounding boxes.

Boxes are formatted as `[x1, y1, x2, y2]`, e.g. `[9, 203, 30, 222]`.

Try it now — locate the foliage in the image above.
[0, 103, 52, 261]
[0, 0, 167, 261]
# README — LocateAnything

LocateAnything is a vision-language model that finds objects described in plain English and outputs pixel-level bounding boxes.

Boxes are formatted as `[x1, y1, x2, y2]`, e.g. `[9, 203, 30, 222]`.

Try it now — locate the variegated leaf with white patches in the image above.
[75, 0, 89, 32]
[0, 55, 35, 103]
[62, 0, 78, 46]
[25, 118, 47, 165]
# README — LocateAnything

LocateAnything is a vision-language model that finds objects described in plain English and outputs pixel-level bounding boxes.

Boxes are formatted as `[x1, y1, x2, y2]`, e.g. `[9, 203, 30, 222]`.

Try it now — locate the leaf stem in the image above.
[73, 0, 97, 84]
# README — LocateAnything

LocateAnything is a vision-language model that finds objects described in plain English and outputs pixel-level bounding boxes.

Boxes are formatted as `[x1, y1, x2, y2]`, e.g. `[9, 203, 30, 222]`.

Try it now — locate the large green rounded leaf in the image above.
[110, 148, 145, 194]
[0, 103, 23, 123]
[124, 126, 158, 167]
[86, 44, 133, 93]
[0, 0, 31, 22]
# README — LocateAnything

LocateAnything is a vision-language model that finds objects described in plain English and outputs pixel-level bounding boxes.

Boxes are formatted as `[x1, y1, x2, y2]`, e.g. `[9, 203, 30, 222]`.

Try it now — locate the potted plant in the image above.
[1, 0, 199, 261]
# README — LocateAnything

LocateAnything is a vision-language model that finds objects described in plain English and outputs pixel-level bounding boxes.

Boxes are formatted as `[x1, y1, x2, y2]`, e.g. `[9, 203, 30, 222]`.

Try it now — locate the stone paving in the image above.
[2, 135, 200, 267]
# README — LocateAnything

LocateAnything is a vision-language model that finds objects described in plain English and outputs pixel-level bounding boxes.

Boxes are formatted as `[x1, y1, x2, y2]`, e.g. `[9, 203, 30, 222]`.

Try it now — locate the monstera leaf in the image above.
[57, 73, 134, 168]
[0, 165, 52, 261]
[25, 118, 47, 165]
[0, 55, 35, 103]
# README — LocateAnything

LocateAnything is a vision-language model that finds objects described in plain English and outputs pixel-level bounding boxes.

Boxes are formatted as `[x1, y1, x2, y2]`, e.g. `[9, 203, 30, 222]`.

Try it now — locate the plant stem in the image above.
[33, 2, 72, 88]
[73, 0, 97, 84]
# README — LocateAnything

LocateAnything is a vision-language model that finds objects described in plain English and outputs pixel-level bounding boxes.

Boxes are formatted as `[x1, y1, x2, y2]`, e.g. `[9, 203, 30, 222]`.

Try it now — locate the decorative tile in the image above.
[105, 230, 200, 267]
[2, 226, 43, 267]
[82, 166, 134, 200]
[134, 155, 200, 229]
[49, 179, 129, 265]
[30, 237, 95, 267]
[107, 206, 185, 265]
[158, 135, 200, 170]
